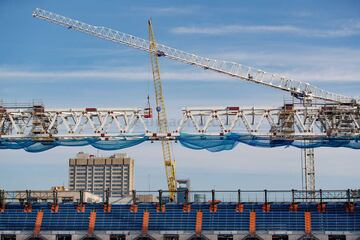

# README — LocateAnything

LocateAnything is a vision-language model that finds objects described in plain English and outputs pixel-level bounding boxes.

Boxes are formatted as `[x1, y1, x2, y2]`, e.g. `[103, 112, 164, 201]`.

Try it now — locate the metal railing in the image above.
[1, 189, 359, 205]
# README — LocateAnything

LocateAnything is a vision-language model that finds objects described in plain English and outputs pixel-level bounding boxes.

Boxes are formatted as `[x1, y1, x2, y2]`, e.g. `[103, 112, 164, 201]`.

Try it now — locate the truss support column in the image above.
[302, 96, 316, 199]
[303, 148, 315, 198]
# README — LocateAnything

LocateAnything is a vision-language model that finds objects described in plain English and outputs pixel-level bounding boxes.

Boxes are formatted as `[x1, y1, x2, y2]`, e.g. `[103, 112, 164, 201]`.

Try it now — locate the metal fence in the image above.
[1, 189, 359, 205]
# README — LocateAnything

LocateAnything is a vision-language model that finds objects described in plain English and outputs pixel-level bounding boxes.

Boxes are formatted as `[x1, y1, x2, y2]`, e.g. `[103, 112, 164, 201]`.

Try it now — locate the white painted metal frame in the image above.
[0, 108, 148, 140]
[2, 105, 359, 141]
[176, 106, 360, 139]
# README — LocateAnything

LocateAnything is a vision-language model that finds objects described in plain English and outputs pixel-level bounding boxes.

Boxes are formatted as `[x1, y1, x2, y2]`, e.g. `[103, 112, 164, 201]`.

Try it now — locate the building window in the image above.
[56, 234, 72, 240]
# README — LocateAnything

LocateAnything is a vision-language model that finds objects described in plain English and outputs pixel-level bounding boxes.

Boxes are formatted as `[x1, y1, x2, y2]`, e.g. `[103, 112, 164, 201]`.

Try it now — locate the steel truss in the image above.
[1, 104, 360, 141]
[177, 105, 360, 139]
[0, 106, 148, 140]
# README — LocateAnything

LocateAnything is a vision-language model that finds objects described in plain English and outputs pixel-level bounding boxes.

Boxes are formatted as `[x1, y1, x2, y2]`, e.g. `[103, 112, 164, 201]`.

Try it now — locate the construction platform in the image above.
[0, 190, 359, 240]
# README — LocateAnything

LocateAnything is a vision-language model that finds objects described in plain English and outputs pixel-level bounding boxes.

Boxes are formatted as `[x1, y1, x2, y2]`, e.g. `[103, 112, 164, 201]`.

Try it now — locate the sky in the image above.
[0, 0, 360, 192]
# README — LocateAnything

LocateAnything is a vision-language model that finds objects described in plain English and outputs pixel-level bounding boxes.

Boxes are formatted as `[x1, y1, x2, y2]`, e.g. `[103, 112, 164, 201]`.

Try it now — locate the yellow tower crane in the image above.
[148, 19, 177, 201]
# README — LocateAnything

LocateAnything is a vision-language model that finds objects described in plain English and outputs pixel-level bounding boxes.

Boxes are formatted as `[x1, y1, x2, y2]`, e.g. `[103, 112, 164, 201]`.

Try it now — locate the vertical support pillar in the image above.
[249, 211, 256, 235]
[130, 190, 138, 213]
[34, 210, 44, 236]
[0, 190, 5, 212]
[195, 210, 203, 236]
[88, 210, 96, 235]
[303, 147, 315, 199]
[77, 190, 85, 213]
[51, 190, 59, 213]
[183, 189, 191, 213]
[80, 190, 84, 205]
[236, 189, 244, 213]
[157, 190, 165, 212]
[24, 190, 32, 213]
[103, 188, 111, 213]
[142, 210, 150, 235]
[317, 189, 326, 213]
[346, 189, 355, 212]
[210, 189, 217, 212]
[304, 211, 311, 235]
[262, 189, 270, 212]
[289, 189, 298, 212]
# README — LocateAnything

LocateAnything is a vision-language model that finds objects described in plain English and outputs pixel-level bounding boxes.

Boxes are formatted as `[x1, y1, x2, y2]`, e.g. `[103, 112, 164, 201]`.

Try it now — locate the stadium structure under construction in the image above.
[0, 189, 359, 240]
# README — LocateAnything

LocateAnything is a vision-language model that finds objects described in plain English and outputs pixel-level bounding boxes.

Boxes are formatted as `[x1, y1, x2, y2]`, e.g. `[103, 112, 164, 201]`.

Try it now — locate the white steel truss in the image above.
[176, 105, 360, 139]
[32, 8, 357, 104]
[0, 107, 149, 140]
[1, 105, 360, 141]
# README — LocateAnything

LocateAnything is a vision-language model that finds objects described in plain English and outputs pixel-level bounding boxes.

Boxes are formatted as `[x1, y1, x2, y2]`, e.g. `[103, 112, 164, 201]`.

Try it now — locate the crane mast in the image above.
[148, 20, 177, 201]
[32, 8, 357, 104]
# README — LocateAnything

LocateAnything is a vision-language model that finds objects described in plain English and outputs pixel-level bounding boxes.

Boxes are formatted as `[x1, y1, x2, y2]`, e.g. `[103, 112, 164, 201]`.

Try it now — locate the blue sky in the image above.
[1, 1, 360, 191]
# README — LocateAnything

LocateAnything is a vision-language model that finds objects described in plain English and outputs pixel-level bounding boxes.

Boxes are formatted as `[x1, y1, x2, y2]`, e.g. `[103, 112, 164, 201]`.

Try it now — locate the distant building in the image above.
[69, 152, 134, 197]
[5, 189, 102, 203]
[177, 179, 191, 203]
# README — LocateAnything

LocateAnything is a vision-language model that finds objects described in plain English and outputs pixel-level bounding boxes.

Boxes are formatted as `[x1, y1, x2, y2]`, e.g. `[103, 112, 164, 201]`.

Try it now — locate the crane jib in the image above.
[32, 8, 357, 105]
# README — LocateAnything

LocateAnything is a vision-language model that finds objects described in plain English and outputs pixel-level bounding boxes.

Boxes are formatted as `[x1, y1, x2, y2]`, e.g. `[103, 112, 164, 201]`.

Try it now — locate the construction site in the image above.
[0, 3, 360, 240]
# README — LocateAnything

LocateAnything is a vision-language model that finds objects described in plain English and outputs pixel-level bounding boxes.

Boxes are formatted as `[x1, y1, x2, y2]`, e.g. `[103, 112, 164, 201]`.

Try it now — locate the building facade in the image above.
[69, 152, 134, 197]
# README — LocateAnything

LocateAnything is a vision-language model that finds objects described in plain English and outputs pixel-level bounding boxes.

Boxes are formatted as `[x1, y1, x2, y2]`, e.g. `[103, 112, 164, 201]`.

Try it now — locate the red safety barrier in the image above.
[304, 212, 311, 235]
[195, 210, 203, 236]
[249, 211, 256, 235]
[88, 211, 96, 235]
[142, 210, 150, 235]
[34, 210, 44, 236]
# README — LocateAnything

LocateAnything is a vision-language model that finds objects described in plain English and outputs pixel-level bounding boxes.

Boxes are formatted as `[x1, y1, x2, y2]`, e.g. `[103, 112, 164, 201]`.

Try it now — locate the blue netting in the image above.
[1, 133, 360, 152]
[178, 133, 360, 152]
[0, 135, 148, 153]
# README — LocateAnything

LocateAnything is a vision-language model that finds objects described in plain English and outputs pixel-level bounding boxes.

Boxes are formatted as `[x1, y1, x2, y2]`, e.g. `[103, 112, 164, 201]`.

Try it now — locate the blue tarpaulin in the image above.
[1, 133, 360, 152]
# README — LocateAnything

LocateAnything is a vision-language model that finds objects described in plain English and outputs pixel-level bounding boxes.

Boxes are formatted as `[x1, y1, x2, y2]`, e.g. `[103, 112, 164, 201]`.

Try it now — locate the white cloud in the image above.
[212, 47, 360, 83]
[171, 20, 360, 38]
[2, 45, 359, 85]
[0, 67, 224, 82]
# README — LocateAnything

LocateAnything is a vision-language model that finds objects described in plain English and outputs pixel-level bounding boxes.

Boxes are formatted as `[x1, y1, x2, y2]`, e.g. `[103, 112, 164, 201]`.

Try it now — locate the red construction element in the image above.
[34, 210, 44, 236]
[183, 203, 191, 213]
[51, 204, 59, 213]
[144, 107, 153, 118]
[210, 204, 218, 213]
[24, 203, 32, 213]
[346, 202, 355, 213]
[304, 211, 312, 235]
[317, 203, 326, 213]
[130, 204, 138, 213]
[156, 204, 166, 213]
[88, 211, 96, 235]
[236, 203, 244, 213]
[289, 203, 299, 212]
[208, 200, 220, 213]
[142, 210, 150, 235]
[262, 203, 271, 212]
[103, 203, 112, 213]
[195, 210, 203, 236]
[249, 211, 256, 235]
[76, 204, 85, 213]
[226, 106, 240, 111]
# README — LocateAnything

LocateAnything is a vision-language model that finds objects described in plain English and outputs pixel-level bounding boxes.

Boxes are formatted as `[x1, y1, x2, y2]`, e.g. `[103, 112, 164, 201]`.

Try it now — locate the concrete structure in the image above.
[2, 190, 101, 204]
[69, 152, 134, 197]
